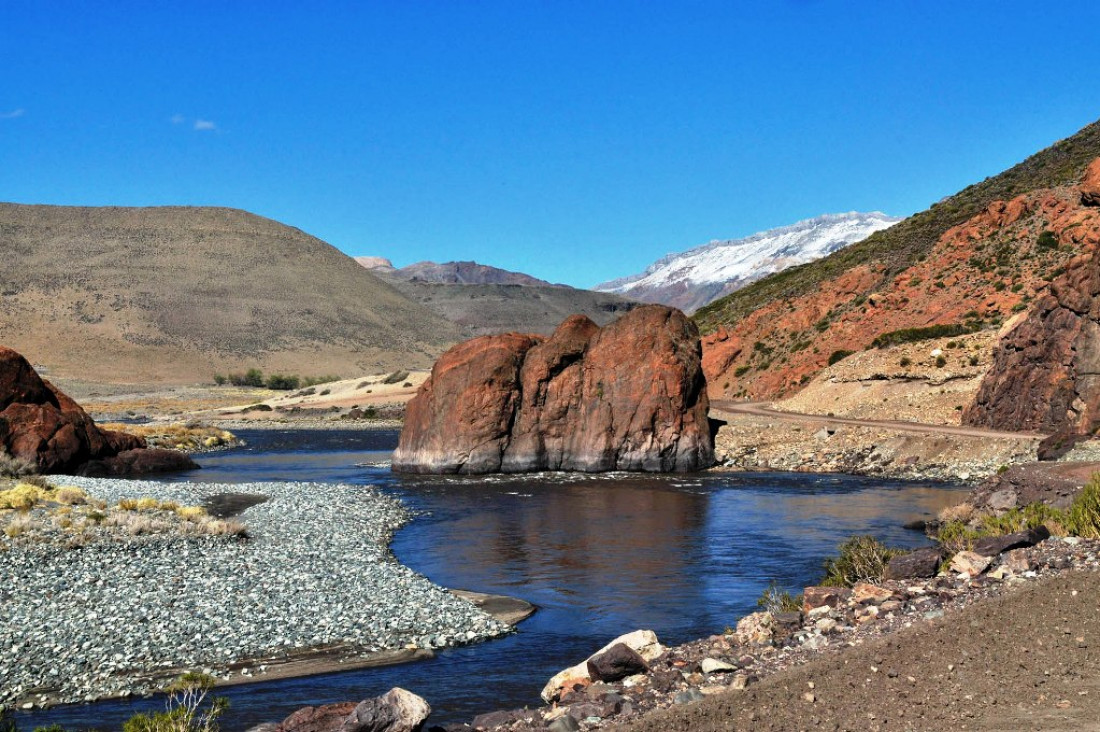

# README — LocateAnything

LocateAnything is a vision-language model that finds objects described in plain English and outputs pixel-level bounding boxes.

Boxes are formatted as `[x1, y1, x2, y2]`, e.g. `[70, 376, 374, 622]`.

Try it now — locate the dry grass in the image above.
[938, 502, 976, 524]
[99, 422, 238, 452]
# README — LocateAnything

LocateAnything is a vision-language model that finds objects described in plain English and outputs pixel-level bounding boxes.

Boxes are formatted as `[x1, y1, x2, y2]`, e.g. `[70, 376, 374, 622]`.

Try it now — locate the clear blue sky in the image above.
[3, 2, 1100, 288]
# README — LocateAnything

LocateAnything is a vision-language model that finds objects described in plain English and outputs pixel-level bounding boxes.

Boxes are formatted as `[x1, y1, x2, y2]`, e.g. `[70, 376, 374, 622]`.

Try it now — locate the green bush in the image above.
[821, 535, 901, 587]
[1067, 477, 1100, 538]
[264, 374, 300, 391]
[734, 364, 751, 377]
[935, 355, 947, 368]
[212, 374, 226, 386]
[227, 369, 264, 388]
[870, 323, 977, 349]
[828, 349, 854, 366]
[1037, 229, 1059, 249]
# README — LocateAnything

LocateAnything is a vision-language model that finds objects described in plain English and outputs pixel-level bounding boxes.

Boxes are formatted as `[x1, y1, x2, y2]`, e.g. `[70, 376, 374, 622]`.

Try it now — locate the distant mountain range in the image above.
[358, 258, 558, 287]
[595, 212, 900, 313]
[357, 258, 636, 336]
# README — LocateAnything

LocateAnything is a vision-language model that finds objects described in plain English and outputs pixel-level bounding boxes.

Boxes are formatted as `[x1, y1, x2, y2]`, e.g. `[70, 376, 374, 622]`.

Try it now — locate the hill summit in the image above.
[0, 204, 460, 383]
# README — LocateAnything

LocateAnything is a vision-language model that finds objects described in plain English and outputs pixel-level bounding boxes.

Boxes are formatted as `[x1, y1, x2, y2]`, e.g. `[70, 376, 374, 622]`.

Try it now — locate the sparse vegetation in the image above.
[382, 370, 410, 385]
[734, 365, 752, 377]
[870, 323, 977, 349]
[100, 423, 236, 452]
[1036, 229, 1059, 249]
[122, 672, 227, 732]
[828, 349, 854, 366]
[756, 580, 803, 614]
[264, 374, 300, 391]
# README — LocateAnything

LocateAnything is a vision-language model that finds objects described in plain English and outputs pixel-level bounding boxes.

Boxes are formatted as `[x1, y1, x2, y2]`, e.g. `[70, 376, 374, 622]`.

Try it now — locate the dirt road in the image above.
[711, 400, 1047, 441]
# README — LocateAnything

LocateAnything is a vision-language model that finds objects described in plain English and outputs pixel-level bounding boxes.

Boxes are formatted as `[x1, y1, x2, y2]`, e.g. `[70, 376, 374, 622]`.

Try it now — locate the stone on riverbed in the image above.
[587, 642, 649, 682]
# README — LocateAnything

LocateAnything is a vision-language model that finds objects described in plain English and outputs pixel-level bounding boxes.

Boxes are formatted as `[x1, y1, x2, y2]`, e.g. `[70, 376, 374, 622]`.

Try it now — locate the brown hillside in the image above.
[703, 183, 1100, 399]
[0, 204, 461, 383]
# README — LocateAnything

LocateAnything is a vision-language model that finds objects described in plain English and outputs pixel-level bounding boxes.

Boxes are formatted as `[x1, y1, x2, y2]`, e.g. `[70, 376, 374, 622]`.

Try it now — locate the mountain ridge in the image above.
[595, 212, 899, 313]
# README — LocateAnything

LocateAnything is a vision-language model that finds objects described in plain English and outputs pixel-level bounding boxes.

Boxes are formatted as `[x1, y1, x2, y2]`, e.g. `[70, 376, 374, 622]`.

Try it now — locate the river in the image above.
[16, 428, 967, 730]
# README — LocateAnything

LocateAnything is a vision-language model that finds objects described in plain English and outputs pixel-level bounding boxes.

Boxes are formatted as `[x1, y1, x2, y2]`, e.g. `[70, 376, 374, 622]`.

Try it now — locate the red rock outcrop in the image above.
[0, 345, 195, 474]
[964, 246, 1100, 435]
[1081, 157, 1100, 206]
[392, 306, 714, 474]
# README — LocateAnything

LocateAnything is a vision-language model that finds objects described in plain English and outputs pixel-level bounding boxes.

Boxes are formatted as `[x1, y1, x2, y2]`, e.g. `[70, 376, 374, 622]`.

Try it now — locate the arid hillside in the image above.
[698, 117, 1100, 404]
[0, 204, 461, 383]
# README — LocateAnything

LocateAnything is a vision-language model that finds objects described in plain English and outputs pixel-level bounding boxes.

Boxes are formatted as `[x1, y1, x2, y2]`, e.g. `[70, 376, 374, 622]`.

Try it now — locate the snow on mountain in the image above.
[594, 212, 900, 313]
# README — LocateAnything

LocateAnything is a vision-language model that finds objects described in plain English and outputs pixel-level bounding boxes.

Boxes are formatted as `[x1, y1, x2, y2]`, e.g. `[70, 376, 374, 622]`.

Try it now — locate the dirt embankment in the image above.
[613, 569, 1100, 732]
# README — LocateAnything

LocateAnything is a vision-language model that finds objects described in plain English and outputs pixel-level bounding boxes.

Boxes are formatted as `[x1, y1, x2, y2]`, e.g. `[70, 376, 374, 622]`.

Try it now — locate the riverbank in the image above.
[453, 535, 1100, 732]
[0, 477, 514, 711]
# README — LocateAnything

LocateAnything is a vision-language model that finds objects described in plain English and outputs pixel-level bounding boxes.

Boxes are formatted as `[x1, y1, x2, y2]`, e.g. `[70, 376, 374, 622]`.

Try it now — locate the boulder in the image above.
[733, 611, 774, 646]
[393, 306, 714, 474]
[0, 345, 194, 476]
[972, 525, 1050, 557]
[541, 629, 663, 702]
[884, 546, 944, 580]
[278, 689, 430, 732]
[586, 643, 648, 682]
[851, 582, 893, 604]
[949, 550, 993, 576]
[1081, 157, 1100, 206]
[802, 586, 852, 613]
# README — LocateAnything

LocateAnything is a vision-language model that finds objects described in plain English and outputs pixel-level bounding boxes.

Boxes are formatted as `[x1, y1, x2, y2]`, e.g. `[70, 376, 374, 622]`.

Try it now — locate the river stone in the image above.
[587, 643, 648, 682]
[950, 550, 993, 576]
[700, 657, 738, 674]
[802, 586, 852, 613]
[541, 630, 663, 702]
[885, 546, 944, 580]
[548, 716, 581, 732]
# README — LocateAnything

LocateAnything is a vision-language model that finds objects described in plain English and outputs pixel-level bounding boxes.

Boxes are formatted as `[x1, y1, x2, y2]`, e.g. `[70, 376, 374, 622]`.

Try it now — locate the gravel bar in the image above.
[0, 478, 512, 708]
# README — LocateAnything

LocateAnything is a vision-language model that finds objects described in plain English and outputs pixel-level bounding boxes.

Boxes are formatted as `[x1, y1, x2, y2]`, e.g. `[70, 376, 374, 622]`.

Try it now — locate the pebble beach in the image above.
[0, 477, 512, 709]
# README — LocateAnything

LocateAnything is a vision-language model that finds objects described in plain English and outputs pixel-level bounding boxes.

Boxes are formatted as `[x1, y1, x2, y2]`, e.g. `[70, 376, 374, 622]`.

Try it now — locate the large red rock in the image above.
[964, 245, 1100, 435]
[393, 306, 714, 473]
[0, 345, 194, 474]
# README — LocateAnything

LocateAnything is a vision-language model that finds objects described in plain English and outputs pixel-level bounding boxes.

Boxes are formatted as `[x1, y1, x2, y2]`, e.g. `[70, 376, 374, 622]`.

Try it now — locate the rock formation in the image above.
[392, 306, 714, 474]
[964, 167, 1100, 436]
[0, 346, 196, 475]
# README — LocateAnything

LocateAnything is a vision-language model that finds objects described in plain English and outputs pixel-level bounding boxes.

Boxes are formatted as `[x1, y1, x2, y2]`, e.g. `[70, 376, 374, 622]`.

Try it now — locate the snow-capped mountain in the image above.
[595, 212, 901, 313]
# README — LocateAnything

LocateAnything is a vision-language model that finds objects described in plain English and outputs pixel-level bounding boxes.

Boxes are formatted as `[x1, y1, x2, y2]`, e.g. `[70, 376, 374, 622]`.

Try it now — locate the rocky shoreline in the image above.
[430, 534, 1099, 732]
[0, 477, 513, 711]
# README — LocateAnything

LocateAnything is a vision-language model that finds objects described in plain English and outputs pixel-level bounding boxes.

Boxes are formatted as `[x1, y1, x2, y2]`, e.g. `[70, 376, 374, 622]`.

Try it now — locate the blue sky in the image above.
[3, 2, 1100, 288]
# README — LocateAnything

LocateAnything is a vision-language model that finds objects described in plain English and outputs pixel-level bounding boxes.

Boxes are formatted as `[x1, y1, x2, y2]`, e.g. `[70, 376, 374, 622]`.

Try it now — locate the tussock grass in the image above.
[821, 535, 902, 587]
[100, 422, 237, 452]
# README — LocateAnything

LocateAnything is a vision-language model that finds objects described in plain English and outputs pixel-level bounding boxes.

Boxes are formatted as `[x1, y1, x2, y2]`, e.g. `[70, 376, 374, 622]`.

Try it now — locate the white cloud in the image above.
[193, 119, 216, 131]
[0, 108, 25, 120]
[170, 113, 185, 124]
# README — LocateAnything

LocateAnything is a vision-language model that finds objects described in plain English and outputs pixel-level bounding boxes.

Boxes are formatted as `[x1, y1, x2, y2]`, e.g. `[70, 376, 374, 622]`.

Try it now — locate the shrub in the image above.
[382, 370, 410, 385]
[734, 365, 752, 377]
[1037, 229, 1059, 249]
[871, 323, 977, 349]
[969, 355, 980, 366]
[301, 375, 341, 387]
[264, 374, 300, 390]
[212, 374, 226, 386]
[0, 449, 36, 478]
[227, 369, 265, 387]
[123, 671, 227, 732]
[55, 486, 86, 505]
[756, 580, 803, 613]
[899, 356, 912, 367]
[821, 535, 901, 587]
[828, 349, 854, 366]
[935, 355, 947, 368]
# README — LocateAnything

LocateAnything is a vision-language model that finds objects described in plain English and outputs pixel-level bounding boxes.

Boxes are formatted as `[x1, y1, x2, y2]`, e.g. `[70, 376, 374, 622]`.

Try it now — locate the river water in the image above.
[18, 429, 967, 730]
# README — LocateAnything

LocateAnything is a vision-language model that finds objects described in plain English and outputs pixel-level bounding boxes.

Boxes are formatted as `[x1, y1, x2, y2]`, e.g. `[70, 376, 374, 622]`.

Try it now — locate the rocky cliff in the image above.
[392, 306, 714, 474]
[964, 159, 1100, 435]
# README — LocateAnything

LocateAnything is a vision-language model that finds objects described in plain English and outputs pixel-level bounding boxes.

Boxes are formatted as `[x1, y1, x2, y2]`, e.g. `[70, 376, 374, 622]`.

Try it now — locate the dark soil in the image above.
[611, 571, 1100, 732]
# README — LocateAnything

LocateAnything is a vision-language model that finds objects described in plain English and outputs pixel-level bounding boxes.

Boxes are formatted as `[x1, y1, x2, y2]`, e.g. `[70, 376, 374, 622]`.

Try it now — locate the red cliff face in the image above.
[0, 346, 147, 473]
[392, 306, 714, 474]
[965, 165, 1100, 434]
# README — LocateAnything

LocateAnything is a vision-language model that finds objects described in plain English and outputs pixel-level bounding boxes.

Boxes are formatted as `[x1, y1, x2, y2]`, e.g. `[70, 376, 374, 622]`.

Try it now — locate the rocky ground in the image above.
[444, 536, 1100, 732]
[0, 478, 511, 710]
